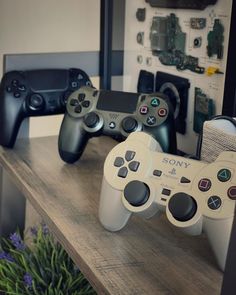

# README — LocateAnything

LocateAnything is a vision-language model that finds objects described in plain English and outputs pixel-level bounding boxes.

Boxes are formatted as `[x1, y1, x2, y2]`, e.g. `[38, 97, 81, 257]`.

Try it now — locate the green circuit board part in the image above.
[207, 19, 224, 59]
[193, 88, 215, 133]
[150, 13, 186, 55]
[159, 50, 205, 74]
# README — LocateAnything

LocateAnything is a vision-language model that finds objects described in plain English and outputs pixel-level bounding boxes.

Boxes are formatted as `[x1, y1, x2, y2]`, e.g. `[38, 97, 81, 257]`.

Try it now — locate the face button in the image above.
[180, 177, 191, 184]
[207, 196, 222, 210]
[198, 178, 212, 192]
[109, 122, 116, 129]
[158, 108, 167, 117]
[29, 94, 44, 109]
[71, 81, 78, 88]
[139, 106, 149, 115]
[70, 99, 79, 106]
[14, 92, 21, 98]
[122, 117, 138, 133]
[153, 170, 162, 177]
[12, 79, 18, 86]
[125, 151, 136, 161]
[146, 116, 156, 126]
[114, 157, 125, 167]
[228, 186, 236, 200]
[162, 188, 171, 196]
[168, 192, 197, 222]
[6, 86, 12, 92]
[74, 105, 82, 114]
[77, 73, 84, 80]
[81, 100, 90, 108]
[84, 112, 99, 128]
[78, 93, 86, 102]
[118, 167, 128, 178]
[124, 181, 150, 206]
[217, 169, 231, 182]
[18, 85, 26, 92]
[128, 161, 140, 172]
[151, 98, 160, 107]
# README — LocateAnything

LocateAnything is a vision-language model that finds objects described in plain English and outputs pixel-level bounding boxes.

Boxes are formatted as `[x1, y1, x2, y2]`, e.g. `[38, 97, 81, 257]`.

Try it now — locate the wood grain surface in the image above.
[0, 136, 223, 295]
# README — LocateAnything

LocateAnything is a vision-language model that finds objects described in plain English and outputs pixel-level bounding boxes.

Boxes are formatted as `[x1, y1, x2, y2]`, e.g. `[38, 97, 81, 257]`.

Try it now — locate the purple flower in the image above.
[10, 233, 25, 250]
[23, 273, 33, 288]
[0, 251, 14, 262]
[30, 226, 38, 237]
[41, 223, 49, 236]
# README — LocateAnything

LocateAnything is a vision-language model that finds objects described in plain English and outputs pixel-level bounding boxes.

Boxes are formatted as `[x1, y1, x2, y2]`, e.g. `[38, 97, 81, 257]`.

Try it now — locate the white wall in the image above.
[0, 0, 100, 137]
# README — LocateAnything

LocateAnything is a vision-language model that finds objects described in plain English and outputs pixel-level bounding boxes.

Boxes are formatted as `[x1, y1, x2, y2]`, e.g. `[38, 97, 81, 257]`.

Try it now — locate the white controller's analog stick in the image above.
[168, 192, 197, 222]
[124, 181, 150, 206]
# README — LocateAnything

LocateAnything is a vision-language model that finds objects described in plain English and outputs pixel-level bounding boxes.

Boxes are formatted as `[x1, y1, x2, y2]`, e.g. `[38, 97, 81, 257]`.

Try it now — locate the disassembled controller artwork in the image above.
[149, 13, 205, 74]
[207, 19, 224, 59]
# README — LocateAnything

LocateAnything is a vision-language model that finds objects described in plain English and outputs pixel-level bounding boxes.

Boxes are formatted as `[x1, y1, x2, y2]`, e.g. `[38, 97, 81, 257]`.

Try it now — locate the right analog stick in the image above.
[124, 180, 150, 207]
[122, 117, 138, 133]
[168, 192, 197, 222]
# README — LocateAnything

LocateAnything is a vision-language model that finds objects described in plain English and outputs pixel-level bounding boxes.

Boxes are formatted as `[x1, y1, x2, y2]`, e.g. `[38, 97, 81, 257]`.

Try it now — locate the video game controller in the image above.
[0, 68, 92, 148]
[99, 131, 236, 271]
[58, 85, 177, 163]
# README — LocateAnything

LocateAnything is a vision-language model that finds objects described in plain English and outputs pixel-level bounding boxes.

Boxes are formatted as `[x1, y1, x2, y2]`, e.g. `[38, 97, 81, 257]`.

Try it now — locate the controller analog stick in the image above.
[168, 192, 197, 222]
[124, 180, 150, 206]
[84, 112, 99, 128]
[29, 94, 44, 110]
[122, 117, 138, 133]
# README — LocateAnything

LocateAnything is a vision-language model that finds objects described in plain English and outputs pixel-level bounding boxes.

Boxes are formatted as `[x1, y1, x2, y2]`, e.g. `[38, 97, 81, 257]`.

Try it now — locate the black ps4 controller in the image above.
[58, 86, 177, 163]
[0, 68, 92, 148]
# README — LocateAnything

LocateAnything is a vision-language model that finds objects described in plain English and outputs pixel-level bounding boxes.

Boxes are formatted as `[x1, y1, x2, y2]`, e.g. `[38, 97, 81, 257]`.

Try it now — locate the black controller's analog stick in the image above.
[84, 112, 99, 128]
[124, 180, 150, 206]
[29, 94, 44, 110]
[168, 192, 197, 222]
[122, 117, 138, 133]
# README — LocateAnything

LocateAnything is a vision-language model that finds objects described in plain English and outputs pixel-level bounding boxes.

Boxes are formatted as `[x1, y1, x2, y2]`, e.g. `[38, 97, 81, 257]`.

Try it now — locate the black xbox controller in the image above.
[0, 68, 92, 148]
[58, 86, 177, 163]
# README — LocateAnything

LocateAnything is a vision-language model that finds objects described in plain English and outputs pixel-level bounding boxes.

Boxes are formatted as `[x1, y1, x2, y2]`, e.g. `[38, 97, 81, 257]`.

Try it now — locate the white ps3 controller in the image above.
[98, 131, 236, 271]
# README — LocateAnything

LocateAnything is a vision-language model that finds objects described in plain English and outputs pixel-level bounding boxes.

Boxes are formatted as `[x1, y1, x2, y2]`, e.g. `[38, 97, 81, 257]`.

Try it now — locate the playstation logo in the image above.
[109, 122, 116, 129]
[169, 168, 176, 175]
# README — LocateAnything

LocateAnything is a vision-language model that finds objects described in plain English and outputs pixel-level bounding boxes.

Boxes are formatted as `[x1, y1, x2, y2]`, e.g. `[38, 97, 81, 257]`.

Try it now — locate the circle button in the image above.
[158, 108, 167, 117]
[228, 186, 236, 200]
[217, 169, 231, 182]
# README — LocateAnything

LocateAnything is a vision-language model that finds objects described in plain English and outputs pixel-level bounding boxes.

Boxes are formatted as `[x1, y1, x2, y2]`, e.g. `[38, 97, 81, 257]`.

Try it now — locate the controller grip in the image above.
[204, 217, 233, 271]
[146, 121, 177, 154]
[0, 103, 24, 148]
[98, 178, 131, 231]
[58, 114, 89, 163]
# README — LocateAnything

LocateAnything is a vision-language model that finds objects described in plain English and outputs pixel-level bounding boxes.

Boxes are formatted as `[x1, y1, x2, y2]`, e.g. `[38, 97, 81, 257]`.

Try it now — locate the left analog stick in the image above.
[84, 112, 99, 128]
[124, 180, 150, 206]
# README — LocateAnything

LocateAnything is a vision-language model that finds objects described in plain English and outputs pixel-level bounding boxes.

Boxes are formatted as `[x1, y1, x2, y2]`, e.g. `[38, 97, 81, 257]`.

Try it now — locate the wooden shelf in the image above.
[0, 136, 223, 294]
